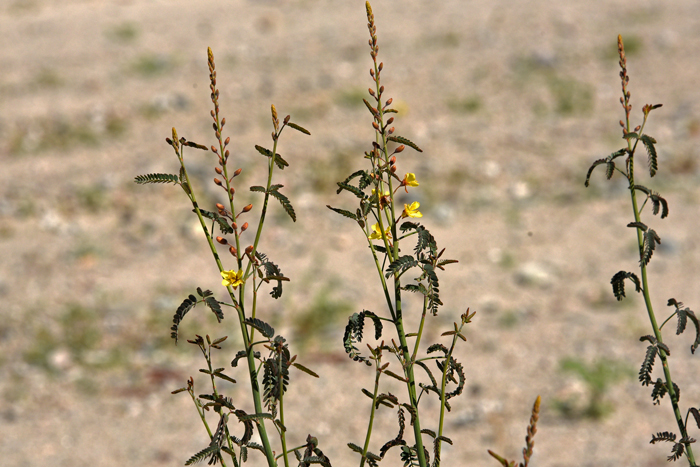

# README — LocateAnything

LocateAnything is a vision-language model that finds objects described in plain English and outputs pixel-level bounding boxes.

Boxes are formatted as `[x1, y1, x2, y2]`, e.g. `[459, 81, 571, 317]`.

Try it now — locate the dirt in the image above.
[1, 1, 700, 466]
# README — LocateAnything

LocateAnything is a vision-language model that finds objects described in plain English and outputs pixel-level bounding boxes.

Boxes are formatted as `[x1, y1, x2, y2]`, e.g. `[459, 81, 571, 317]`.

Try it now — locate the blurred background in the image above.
[2, 0, 700, 466]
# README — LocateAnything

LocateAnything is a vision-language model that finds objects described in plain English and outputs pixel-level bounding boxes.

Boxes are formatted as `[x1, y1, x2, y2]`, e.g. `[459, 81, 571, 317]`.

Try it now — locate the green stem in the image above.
[359, 355, 383, 467]
[626, 142, 696, 467]
[178, 145, 277, 467]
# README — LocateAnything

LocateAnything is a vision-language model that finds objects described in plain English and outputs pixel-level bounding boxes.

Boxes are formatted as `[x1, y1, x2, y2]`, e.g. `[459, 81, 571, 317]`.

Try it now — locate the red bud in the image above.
[215, 167, 223, 174]
[216, 236, 227, 245]
[234, 168, 242, 176]
[241, 222, 249, 232]
[242, 204, 253, 213]
[229, 246, 237, 256]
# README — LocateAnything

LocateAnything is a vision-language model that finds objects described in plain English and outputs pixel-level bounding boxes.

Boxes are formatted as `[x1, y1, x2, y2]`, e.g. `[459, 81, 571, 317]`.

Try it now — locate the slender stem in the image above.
[625, 131, 696, 467]
[359, 355, 383, 467]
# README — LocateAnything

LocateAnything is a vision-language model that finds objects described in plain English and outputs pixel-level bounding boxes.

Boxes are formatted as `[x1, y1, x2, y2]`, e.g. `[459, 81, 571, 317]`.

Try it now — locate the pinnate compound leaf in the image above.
[204, 296, 223, 322]
[384, 369, 408, 382]
[135, 173, 179, 185]
[651, 431, 677, 444]
[171, 294, 197, 343]
[380, 408, 407, 458]
[611, 271, 642, 300]
[286, 122, 310, 135]
[639, 345, 657, 386]
[641, 229, 661, 266]
[385, 255, 419, 278]
[343, 311, 382, 365]
[387, 135, 423, 152]
[245, 318, 275, 338]
[268, 189, 296, 222]
[326, 205, 358, 221]
[185, 445, 219, 465]
[584, 149, 627, 186]
[641, 134, 658, 177]
[336, 182, 366, 199]
[198, 208, 234, 234]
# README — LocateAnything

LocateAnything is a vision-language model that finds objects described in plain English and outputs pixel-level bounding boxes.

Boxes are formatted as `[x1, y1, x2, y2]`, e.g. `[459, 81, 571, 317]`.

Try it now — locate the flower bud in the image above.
[385, 98, 393, 106]
[224, 136, 230, 146]
[395, 145, 405, 153]
[390, 156, 396, 165]
[234, 168, 242, 176]
[229, 186, 235, 195]
[242, 204, 253, 213]
[221, 117, 226, 127]
[232, 222, 238, 230]
[245, 245, 254, 255]
[215, 167, 223, 174]
[379, 85, 384, 94]
[229, 246, 237, 256]
[284, 115, 290, 124]
[378, 62, 383, 71]
[210, 110, 215, 119]
[390, 165, 396, 173]
[372, 122, 379, 130]
[216, 236, 227, 245]
[386, 117, 394, 125]
[211, 145, 218, 153]
[388, 127, 395, 135]
[214, 178, 223, 186]
[215, 203, 225, 212]
[224, 149, 229, 158]
[241, 222, 249, 232]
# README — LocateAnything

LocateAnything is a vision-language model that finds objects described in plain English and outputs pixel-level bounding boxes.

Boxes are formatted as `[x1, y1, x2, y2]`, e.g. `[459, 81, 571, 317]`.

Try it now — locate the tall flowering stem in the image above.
[585, 35, 699, 467]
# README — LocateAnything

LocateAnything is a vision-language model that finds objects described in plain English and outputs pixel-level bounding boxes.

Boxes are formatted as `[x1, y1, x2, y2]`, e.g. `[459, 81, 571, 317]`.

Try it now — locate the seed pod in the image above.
[216, 236, 227, 245]
[216, 203, 225, 211]
[234, 168, 242, 176]
[395, 145, 405, 153]
[245, 245, 254, 254]
[390, 156, 396, 165]
[229, 246, 237, 256]
[221, 117, 226, 127]
[215, 167, 223, 175]
[241, 222, 249, 232]
[232, 222, 238, 230]
[386, 117, 394, 125]
[214, 178, 223, 186]
[224, 136, 230, 146]
[229, 187, 235, 195]
[242, 204, 253, 213]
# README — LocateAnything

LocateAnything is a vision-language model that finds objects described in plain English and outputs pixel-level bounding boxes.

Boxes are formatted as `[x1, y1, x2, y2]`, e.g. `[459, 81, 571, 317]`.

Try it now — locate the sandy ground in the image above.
[2, 0, 700, 466]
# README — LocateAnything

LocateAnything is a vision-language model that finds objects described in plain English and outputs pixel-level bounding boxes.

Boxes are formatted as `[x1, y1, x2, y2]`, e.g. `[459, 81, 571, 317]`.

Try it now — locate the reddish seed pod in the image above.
[390, 165, 397, 173]
[372, 122, 379, 130]
[224, 150, 230, 158]
[370, 69, 375, 77]
[386, 117, 394, 125]
[379, 85, 384, 94]
[221, 117, 226, 127]
[378, 62, 383, 71]
[385, 98, 393, 106]
[214, 178, 223, 186]
[619, 120, 625, 127]
[216, 236, 227, 245]
[390, 156, 396, 165]
[242, 204, 253, 213]
[212, 123, 217, 131]
[368, 88, 376, 97]
[224, 136, 230, 146]
[229, 187, 235, 195]
[210, 110, 215, 118]
[218, 157, 223, 166]
[388, 127, 395, 135]
[229, 246, 237, 256]
[634, 125, 641, 132]
[245, 245, 254, 255]
[234, 168, 242, 176]
[241, 222, 249, 232]
[211, 145, 218, 153]
[232, 222, 238, 230]
[216, 203, 225, 211]
[215, 167, 223, 174]
[395, 145, 405, 153]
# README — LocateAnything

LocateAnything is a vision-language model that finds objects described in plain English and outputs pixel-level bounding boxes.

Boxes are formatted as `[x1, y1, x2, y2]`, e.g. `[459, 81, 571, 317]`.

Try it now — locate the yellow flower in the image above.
[402, 173, 419, 193]
[402, 201, 423, 218]
[368, 223, 392, 240]
[371, 188, 390, 197]
[221, 269, 245, 288]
